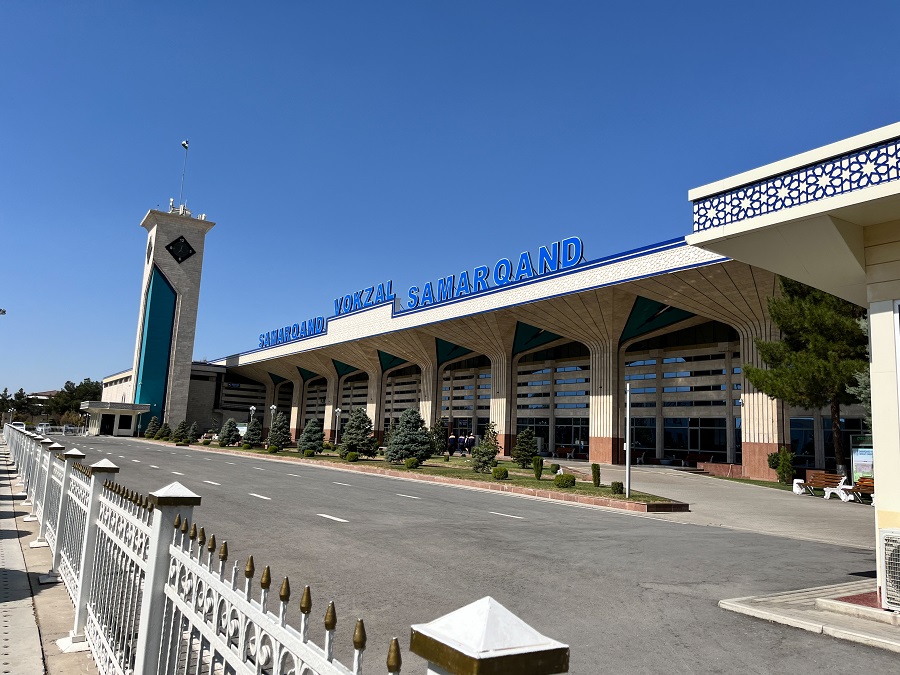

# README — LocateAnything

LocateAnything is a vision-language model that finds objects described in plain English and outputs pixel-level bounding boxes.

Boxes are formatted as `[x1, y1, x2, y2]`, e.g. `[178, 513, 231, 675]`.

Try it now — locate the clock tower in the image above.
[131, 203, 215, 427]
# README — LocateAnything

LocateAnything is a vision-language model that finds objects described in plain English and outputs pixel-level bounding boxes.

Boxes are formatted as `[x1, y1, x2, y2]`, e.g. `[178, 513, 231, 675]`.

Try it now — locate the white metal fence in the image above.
[3, 424, 568, 675]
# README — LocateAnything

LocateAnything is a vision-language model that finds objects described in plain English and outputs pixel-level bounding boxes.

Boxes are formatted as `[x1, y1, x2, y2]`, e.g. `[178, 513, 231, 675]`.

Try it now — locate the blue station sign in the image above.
[255, 236, 583, 349]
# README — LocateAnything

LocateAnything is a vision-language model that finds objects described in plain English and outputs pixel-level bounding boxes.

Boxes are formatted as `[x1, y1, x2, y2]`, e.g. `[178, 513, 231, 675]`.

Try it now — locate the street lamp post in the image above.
[270, 404, 277, 429]
[7, 408, 13, 427]
[249, 405, 256, 425]
[334, 407, 342, 446]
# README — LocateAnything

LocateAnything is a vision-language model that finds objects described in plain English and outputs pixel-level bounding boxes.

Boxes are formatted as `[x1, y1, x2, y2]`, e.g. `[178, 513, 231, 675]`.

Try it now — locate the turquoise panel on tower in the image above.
[134, 266, 177, 428]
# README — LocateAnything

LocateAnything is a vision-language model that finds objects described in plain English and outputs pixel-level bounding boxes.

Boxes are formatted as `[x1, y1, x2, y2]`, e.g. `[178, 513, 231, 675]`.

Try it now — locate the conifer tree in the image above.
[265, 412, 289, 452]
[144, 416, 160, 439]
[219, 418, 241, 446]
[428, 417, 448, 457]
[298, 418, 325, 454]
[187, 422, 199, 444]
[243, 418, 263, 446]
[170, 420, 188, 443]
[745, 277, 867, 474]
[340, 408, 375, 457]
[846, 318, 872, 429]
[471, 421, 500, 473]
[155, 422, 172, 441]
[385, 408, 432, 464]
[512, 427, 538, 468]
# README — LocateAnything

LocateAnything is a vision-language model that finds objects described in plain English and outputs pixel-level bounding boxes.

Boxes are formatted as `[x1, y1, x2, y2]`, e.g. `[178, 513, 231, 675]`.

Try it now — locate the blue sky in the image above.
[2, 2, 898, 394]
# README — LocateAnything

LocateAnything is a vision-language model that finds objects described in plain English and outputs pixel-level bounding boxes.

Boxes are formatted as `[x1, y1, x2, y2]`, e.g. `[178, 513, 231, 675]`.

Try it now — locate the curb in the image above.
[139, 440, 690, 513]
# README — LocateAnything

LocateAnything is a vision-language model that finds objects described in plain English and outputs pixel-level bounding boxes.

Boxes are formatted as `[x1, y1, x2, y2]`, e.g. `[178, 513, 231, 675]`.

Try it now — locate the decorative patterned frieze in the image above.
[693, 136, 900, 231]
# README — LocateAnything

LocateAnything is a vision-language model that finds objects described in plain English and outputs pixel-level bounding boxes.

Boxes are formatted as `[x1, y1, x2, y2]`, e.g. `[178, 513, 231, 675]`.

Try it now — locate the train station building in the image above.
[99, 128, 899, 490]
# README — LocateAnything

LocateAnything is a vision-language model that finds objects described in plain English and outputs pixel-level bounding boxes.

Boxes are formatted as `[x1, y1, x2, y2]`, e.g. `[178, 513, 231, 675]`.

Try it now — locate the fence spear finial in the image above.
[245, 556, 255, 579]
[324, 601, 337, 630]
[181, 519, 189, 534]
[219, 541, 228, 562]
[279, 577, 290, 602]
[207, 534, 216, 553]
[173, 513, 181, 529]
[260, 565, 271, 590]
[387, 637, 402, 673]
[300, 585, 312, 614]
[353, 618, 367, 650]
[189, 523, 197, 540]
[197, 527, 206, 547]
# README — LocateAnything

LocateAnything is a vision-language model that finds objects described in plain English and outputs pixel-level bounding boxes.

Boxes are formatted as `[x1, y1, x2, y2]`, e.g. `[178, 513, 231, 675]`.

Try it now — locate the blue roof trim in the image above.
[212, 238, 728, 364]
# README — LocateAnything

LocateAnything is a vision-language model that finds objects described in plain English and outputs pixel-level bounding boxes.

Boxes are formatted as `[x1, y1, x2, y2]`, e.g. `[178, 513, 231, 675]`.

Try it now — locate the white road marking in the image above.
[149, 465, 159, 469]
[226, 462, 235, 465]
[333, 482, 351, 487]
[171, 471, 184, 476]
[397, 494, 421, 499]
[132, 459, 140, 463]
[204, 480, 221, 486]
[204, 458, 211, 461]
[317, 514, 348, 523]
[489, 511, 524, 519]
[249, 493, 271, 500]
[119, 455, 125, 458]
[171, 452, 177, 455]
[287, 474, 300, 478]
[254, 467, 265, 471]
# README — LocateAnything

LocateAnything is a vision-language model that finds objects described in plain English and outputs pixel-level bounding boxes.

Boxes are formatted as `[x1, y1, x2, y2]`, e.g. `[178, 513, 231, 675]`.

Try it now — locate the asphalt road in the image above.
[54, 434, 896, 674]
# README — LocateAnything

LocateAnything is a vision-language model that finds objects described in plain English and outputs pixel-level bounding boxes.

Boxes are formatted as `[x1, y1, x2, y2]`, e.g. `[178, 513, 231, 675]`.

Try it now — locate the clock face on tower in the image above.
[165, 236, 196, 264]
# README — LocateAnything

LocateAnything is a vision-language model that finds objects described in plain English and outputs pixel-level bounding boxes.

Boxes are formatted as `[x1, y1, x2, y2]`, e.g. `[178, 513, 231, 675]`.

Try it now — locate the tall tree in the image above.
[385, 408, 432, 464]
[340, 408, 375, 457]
[265, 412, 290, 452]
[297, 418, 324, 454]
[745, 277, 867, 474]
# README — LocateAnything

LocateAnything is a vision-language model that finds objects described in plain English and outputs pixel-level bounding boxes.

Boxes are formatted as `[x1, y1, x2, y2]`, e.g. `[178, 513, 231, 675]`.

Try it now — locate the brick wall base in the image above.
[741, 442, 780, 480]
[590, 436, 625, 464]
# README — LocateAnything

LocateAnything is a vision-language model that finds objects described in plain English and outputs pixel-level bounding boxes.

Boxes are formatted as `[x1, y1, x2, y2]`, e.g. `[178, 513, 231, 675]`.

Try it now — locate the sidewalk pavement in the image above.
[0, 441, 95, 675]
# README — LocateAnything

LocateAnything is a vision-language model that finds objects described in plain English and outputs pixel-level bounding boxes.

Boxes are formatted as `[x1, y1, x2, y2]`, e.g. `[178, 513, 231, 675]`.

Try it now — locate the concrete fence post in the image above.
[21, 434, 40, 505]
[24, 438, 54, 522]
[69, 459, 120, 644]
[41, 448, 85, 584]
[409, 596, 569, 675]
[132, 481, 201, 675]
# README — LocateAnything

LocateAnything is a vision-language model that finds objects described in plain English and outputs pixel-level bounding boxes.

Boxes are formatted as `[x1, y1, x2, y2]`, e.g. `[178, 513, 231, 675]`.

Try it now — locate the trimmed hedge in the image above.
[553, 473, 576, 488]
[346, 452, 360, 462]
[492, 467, 509, 480]
[405, 457, 420, 470]
[611, 481, 624, 495]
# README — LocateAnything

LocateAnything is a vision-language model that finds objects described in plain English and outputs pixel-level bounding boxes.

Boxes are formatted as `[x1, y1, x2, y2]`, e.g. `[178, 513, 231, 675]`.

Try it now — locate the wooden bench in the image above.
[845, 476, 875, 505]
[798, 473, 846, 497]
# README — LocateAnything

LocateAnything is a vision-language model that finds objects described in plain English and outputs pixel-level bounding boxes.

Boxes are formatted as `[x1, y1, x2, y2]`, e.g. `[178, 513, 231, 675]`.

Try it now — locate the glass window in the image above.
[790, 418, 815, 468]
[630, 418, 656, 450]
[554, 417, 588, 448]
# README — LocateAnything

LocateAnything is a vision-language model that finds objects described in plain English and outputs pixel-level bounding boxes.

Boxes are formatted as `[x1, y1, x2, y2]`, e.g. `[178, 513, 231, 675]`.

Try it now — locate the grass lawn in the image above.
[710, 475, 795, 491]
[196, 444, 672, 502]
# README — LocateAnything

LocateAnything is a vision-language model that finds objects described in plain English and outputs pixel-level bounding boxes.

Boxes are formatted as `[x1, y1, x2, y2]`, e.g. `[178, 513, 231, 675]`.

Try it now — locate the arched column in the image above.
[487, 350, 515, 455]
[321, 375, 340, 443]
[289, 377, 304, 441]
[366, 370, 384, 442]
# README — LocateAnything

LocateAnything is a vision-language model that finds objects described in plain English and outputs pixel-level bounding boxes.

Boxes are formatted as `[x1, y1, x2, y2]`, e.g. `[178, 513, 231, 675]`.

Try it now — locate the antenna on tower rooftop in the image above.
[178, 139, 190, 207]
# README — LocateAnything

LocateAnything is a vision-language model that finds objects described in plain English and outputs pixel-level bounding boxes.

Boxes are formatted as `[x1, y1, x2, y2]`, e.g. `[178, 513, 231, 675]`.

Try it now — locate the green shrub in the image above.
[267, 445, 279, 454]
[346, 451, 359, 462]
[244, 418, 263, 446]
[554, 473, 576, 488]
[405, 457, 420, 470]
[591, 463, 601, 487]
[323, 441, 335, 452]
[154, 423, 172, 441]
[444, 454, 450, 462]
[549, 463, 560, 474]
[218, 441, 226, 448]
[492, 467, 509, 480]
[265, 412, 289, 452]
[187, 421, 199, 444]
[767, 451, 780, 470]
[242, 443, 252, 450]
[611, 481, 624, 495]
[533, 456, 544, 479]
[303, 449, 316, 458]
[512, 428, 537, 468]
[219, 418, 241, 446]
[144, 416, 161, 438]
[202, 439, 211, 446]
[170, 420, 188, 443]
[471, 422, 499, 473]
[775, 446, 794, 484]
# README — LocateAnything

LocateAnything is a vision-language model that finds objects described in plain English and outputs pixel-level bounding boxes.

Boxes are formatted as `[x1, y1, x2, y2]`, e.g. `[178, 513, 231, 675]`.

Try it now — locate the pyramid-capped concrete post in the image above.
[132, 206, 215, 429]
[410, 596, 569, 675]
